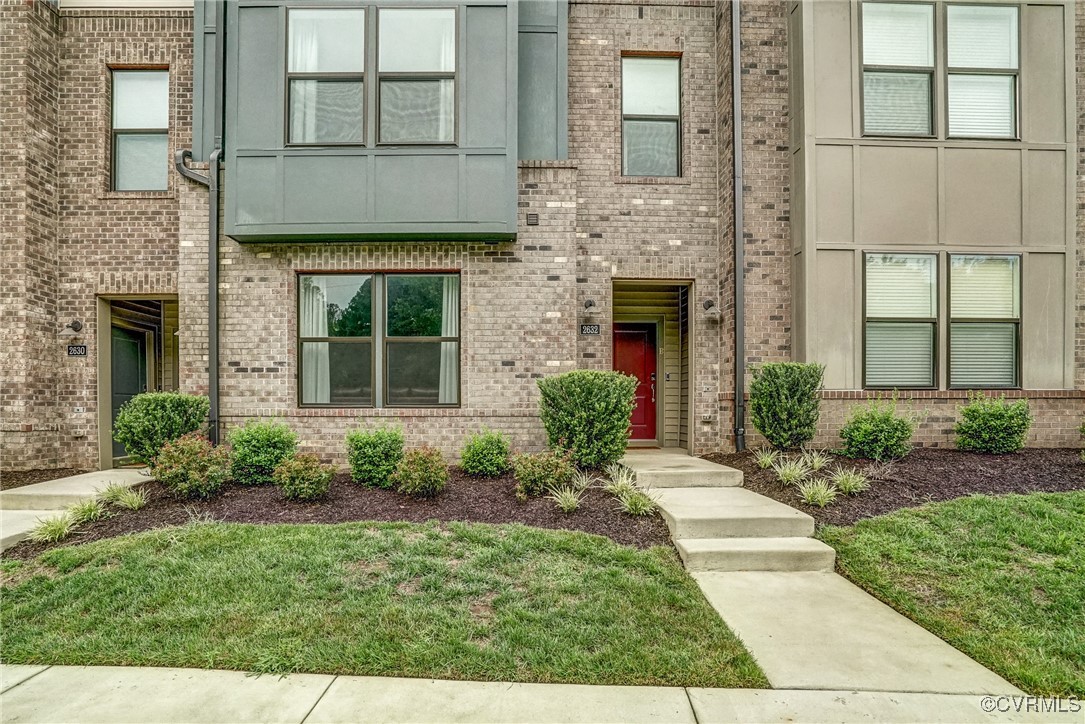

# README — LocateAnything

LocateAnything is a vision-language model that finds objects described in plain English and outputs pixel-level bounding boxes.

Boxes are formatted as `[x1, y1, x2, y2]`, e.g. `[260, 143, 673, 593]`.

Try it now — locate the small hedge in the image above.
[391, 446, 448, 498]
[273, 454, 335, 501]
[346, 426, 404, 488]
[112, 392, 210, 464]
[460, 429, 511, 477]
[512, 450, 576, 500]
[227, 421, 298, 485]
[150, 433, 229, 500]
[749, 363, 824, 451]
[840, 397, 916, 461]
[955, 394, 1032, 454]
[537, 370, 638, 468]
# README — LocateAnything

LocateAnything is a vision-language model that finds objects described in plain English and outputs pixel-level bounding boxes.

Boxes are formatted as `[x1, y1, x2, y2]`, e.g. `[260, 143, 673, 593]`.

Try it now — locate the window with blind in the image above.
[287, 8, 366, 145]
[621, 56, 681, 177]
[378, 8, 456, 144]
[864, 254, 937, 388]
[947, 5, 1018, 138]
[949, 255, 1020, 388]
[112, 70, 169, 190]
[861, 3, 934, 136]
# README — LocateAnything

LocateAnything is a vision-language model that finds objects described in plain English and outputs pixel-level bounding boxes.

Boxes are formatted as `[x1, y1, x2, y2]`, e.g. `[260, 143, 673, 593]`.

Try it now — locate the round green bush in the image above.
[460, 429, 511, 477]
[537, 370, 637, 468]
[112, 392, 210, 464]
[227, 420, 298, 485]
[955, 394, 1032, 454]
[839, 398, 915, 461]
[151, 433, 230, 500]
[512, 450, 576, 500]
[391, 446, 449, 498]
[749, 363, 824, 451]
[346, 426, 404, 488]
[272, 454, 335, 501]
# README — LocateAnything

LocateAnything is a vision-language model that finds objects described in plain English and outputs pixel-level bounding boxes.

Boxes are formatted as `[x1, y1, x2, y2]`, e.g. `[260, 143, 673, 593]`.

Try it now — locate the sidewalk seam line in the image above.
[0, 665, 52, 696]
[683, 687, 700, 724]
[300, 674, 337, 724]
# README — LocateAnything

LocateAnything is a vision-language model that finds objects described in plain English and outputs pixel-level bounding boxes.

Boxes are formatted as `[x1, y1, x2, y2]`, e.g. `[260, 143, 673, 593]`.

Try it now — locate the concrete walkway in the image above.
[2, 665, 1075, 724]
[620, 450, 1024, 696]
[0, 469, 147, 551]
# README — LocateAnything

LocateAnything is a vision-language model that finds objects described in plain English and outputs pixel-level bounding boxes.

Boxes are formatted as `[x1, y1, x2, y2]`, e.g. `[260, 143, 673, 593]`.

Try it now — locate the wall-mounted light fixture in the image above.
[58, 319, 84, 339]
[583, 299, 599, 318]
[702, 299, 722, 321]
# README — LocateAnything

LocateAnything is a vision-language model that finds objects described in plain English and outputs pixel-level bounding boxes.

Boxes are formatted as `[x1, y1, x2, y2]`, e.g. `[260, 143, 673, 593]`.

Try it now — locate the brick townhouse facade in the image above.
[2, 0, 1082, 472]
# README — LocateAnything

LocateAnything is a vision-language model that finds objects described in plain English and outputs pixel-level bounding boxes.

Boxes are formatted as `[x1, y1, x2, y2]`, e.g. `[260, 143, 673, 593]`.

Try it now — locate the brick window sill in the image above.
[98, 190, 175, 201]
[613, 175, 691, 186]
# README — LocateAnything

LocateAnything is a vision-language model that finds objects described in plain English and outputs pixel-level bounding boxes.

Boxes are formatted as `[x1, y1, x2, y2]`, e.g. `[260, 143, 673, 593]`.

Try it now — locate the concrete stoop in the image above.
[677, 536, 836, 572]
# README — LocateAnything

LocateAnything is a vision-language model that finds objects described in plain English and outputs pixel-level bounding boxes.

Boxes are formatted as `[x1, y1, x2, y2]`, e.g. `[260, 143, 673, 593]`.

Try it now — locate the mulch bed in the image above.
[4, 468, 672, 561]
[1, 469, 89, 491]
[704, 448, 1085, 527]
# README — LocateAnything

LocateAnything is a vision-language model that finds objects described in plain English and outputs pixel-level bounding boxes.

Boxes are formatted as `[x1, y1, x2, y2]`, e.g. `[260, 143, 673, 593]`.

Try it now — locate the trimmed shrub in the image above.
[346, 426, 404, 488]
[955, 394, 1032, 454]
[227, 421, 298, 486]
[512, 450, 576, 500]
[749, 363, 824, 450]
[460, 429, 511, 477]
[391, 446, 448, 498]
[537, 370, 638, 468]
[273, 454, 335, 501]
[152, 433, 230, 500]
[112, 392, 209, 464]
[840, 398, 916, 461]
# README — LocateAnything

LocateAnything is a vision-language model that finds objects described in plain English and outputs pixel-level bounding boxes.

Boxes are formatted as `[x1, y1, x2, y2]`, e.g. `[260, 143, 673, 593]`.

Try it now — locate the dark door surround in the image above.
[613, 322, 659, 444]
[110, 325, 148, 459]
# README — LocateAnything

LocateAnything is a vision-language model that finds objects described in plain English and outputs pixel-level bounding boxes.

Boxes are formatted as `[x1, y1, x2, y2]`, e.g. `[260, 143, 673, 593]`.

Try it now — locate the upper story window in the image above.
[112, 70, 169, 191]
[287, 8, 366, 145]
[378, 8, 456, 144]
[621, 56, 681, 177]
[861, 2, 1019, 140]
[864, 253, 938, 388]
[949, 255, 1020, 388]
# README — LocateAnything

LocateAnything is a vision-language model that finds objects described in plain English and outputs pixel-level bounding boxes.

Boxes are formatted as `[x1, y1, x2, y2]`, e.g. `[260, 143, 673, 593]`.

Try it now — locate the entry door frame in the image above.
[613, 315, 665, 448]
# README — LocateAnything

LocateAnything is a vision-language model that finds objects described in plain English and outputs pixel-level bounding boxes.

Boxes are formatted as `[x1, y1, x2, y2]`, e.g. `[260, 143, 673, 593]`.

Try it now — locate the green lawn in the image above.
[820, 491, 1085, 696]
[1, 520, 767, 688]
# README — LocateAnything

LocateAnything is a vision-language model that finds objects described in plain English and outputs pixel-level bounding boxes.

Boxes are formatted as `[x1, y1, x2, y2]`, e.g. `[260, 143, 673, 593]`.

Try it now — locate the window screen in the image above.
[287, 8, 365, 144]
[378, 9, 456, 144]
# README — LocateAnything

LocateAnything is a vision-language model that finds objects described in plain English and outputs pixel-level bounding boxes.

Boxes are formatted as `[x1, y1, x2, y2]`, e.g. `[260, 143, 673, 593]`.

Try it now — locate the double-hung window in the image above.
[299, 273, 460, 407]
[861, 3, 934, 136]
[287, 8, 366, 144]
[621, 56, 681, 177]
[949, 255, 1020, 387]
[112, 70, 169, 191]
[378, 8, 456, 144]
[947, 5, 1018, 138]
[864, 253, 938, 388]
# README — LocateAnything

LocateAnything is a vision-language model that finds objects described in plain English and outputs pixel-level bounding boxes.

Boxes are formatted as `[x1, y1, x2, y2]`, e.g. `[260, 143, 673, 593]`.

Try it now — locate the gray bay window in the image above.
[949, 255, 1020, 388]
[621, 56, 680, 177]
[112, 70, 169, 191]
[299, 273, 459, 407]
[864, 253, 937, 388]
[287, 8, 366, 145]
[378, 8, 456, 144]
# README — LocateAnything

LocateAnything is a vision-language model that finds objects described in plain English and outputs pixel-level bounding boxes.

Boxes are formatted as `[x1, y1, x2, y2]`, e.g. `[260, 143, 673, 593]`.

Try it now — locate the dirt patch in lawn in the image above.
[4, 468, 671, 560]
[704, 448, 1084, 527]
[1, 469, 90, 491]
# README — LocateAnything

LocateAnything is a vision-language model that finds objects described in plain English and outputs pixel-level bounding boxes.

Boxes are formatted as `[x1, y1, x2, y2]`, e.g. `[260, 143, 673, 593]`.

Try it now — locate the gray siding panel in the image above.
[466, 6, 508, 148]
[517, 0, 567, 160]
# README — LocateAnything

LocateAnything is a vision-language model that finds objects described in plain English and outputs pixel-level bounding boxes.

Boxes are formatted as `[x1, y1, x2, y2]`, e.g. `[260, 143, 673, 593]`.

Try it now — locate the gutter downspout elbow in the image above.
[731, 0, 747, 452]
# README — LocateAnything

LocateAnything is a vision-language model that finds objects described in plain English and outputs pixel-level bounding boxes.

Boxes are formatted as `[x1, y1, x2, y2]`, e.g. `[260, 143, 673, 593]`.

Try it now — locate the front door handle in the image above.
[651, 383, 655, 404]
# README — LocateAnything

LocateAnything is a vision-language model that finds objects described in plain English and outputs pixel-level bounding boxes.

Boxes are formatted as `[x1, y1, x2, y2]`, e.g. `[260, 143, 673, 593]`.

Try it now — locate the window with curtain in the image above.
[864, 254, 937, 388]
[378, 8, 456, 144]
[947, 5, 1018, 138]
[861, 3, 934, 136]
[949, 255, 1020, 388]
[298, 273, 459, 407]
[287, 8, 366, 145]
[112, 70, 169, 191]
[621, 56, 681, 177]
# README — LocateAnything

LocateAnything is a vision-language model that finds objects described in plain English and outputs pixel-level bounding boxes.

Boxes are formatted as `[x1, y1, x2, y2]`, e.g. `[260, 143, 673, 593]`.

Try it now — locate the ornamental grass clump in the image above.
[273, 454, 335, 501]
[460, 429, 511, 477]
[830, 467, 870, 496]
[537, 370, 638, 468]
[111, 392, 210, 465]
[840, 396, 917, 461]
[228, 421, 298, 486]
[346, 426, 404, 488]
[152, 433, 230, 500]
[617, 489, 658, 517]
[28, 514, 75, 544]
[113, 488, 148, 511]
[548, 486, 584, 514]
[570, 470, 598, 492]
[797, 479, 838, 508]
[391, 447, 449, 498]
[801, 449, 832, 472]
[772, 457, 811, 486]
[754, 448, 779, 469]
[748, 362, 824, 450]
[67, 499, 108, 526]
[955, 393, 1032, 454]
[512, 450, 576, 500]
[602, 463, 638, 498]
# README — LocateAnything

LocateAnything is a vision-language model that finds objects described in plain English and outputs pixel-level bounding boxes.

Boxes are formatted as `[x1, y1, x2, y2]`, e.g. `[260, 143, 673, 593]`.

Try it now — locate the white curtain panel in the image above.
[438, 275, 459, 404]
[290, 29, 319, 141]
[301, 277, 331, 404]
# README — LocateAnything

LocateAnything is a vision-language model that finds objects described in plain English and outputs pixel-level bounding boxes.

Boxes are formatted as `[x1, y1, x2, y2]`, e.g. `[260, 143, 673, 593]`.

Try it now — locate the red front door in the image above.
[614, 323, 658, 442]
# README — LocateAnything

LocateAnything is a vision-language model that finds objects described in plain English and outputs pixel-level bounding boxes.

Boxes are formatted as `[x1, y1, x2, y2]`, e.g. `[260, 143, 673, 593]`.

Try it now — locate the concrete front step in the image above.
[0, 469, 147, 511]
[620, 449, 742, 488]
[654, 487, 815, 539]
[0, 510, 63, 552]
[676, 536, 836, 572]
